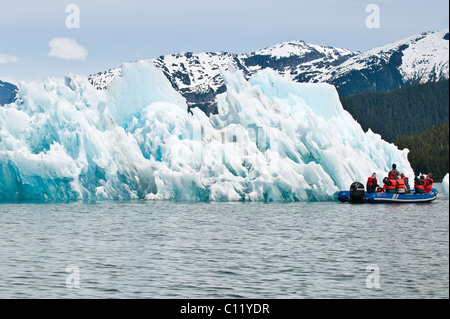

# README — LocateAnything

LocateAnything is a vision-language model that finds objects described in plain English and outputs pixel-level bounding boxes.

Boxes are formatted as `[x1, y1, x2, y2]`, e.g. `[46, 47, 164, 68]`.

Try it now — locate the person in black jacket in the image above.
[414, 175, 425, 194]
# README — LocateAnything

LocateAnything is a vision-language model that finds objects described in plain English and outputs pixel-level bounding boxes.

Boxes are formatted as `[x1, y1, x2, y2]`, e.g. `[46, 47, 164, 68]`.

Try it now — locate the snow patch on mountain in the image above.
[326, 28, 449, 84]
[88, 28, 449, 113]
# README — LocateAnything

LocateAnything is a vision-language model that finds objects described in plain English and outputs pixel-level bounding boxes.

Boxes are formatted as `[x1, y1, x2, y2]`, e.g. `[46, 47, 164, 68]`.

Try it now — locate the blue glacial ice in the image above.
[0, 61, 414, 201]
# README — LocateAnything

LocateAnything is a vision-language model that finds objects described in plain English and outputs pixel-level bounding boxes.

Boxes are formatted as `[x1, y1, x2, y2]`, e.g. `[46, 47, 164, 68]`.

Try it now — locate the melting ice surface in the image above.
[0, 61, 414, 201]
[443, 174, 449, 198]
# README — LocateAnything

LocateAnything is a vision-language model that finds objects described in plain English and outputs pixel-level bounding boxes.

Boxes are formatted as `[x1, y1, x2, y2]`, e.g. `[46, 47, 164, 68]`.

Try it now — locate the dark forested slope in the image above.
[395, 123, 449, 181]
[341, 80, 449, 180]
[340, 80, 449, 142]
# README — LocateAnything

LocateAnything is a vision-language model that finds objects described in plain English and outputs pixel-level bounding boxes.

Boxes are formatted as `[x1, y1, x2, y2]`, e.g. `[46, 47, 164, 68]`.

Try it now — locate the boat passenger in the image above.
[384, 176, 397, 193]
[424, 173, 433, 193]
[388, 164, 400, 180]
[366, 173, 379, 193]
[382, 177, 388, 192]
[395, 175, 406, 194]
[400, 173, 410, 193]
[414, 175, 425, 194]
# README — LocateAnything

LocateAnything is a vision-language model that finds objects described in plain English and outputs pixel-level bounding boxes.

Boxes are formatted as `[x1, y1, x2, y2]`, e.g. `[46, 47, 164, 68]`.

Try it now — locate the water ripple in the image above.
[0, 199, 448, 298]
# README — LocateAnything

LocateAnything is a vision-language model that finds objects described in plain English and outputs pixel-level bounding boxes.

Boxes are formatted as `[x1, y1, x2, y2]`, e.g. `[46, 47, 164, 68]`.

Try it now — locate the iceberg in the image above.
[443, 173, 449, 198]
[0, 73, 155, 200]
[0, 61, 413, 201]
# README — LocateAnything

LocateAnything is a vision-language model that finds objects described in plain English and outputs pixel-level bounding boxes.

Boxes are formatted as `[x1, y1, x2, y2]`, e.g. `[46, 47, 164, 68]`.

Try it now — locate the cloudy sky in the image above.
[1, 0, 448, 82]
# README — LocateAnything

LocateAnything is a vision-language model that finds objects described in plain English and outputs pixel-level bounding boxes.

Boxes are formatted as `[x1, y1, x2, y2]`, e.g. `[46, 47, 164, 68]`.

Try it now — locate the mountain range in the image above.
[1, 28, 448, 115]
[88, 28, 449, 115]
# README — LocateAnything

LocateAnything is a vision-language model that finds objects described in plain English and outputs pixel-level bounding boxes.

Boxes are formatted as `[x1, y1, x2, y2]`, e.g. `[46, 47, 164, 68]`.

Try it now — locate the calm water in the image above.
[0, 186, 448, 299]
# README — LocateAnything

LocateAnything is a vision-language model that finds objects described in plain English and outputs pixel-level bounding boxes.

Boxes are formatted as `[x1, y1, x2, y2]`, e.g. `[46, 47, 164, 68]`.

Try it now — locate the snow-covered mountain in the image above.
[89, 28, 449, 114]
[1, 29, 447, 109]
[322, 28, 450, 96]
[89, 41, 357, 114]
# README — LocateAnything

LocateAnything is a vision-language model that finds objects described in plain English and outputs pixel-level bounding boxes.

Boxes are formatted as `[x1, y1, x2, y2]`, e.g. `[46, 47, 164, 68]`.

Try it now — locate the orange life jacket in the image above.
[396, 179, 406, 193]
[424, 178, 433, 193]
[415, 178, 424, 190]
[385, 179, 396, 190]
[415, 183, 424, 190]
[367, 177, 376, 187]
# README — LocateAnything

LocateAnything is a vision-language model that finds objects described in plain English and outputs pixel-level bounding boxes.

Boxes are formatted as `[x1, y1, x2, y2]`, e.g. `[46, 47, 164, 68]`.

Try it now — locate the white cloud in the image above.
[48, 37, 88, 61]
[0, 54, 19, 64]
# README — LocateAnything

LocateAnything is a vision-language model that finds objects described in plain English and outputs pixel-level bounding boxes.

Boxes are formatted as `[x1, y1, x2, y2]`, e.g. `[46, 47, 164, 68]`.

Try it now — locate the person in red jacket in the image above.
[366, 173, 379, 193]
[424, 173, 434, 193]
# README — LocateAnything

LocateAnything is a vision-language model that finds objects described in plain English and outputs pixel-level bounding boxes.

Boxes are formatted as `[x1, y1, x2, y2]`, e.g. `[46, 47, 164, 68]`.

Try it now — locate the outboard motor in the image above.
[349, 182, 365, 203]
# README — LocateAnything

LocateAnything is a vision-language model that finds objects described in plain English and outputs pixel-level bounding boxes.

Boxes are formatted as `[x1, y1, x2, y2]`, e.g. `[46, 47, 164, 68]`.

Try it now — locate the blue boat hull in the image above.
[337, 188, 438, 204]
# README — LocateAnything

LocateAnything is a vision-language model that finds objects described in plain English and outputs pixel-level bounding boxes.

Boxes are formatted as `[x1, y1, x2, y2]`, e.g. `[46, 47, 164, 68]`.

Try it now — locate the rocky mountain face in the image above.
[0, 81, 17, 106]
